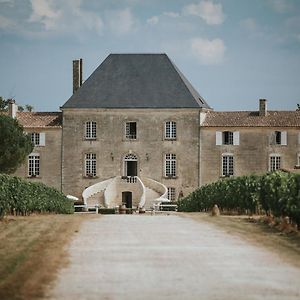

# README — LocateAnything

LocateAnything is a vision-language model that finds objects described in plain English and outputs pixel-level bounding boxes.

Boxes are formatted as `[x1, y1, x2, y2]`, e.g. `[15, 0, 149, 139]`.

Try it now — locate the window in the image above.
[269, 155, 281, 171]
[216, 131, 239, 145]
[223, 131, 233, 145]
[222, 154, 234, 176]
[165, 154, 176, 177]
[28, 154, 40, 176]
[165, 121, 176, 139]
[167, 187, 176, 201]
[270, 131, 287, 145]
[125, 122, 137, 140]
[85, 121, 97, 139]
[85, 153, 97, 177]
[30, 132, 45, 146]
[297, 154, 300, 166]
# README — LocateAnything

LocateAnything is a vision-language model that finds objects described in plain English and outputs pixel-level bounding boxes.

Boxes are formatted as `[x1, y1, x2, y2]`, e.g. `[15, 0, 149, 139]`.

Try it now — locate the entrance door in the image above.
[126, 161, 137, 176]
[122, 191, 132, 208]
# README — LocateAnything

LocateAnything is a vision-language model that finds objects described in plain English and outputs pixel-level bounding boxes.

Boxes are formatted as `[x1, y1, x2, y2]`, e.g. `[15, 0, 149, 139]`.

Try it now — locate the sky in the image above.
[0, 0, 299, 112]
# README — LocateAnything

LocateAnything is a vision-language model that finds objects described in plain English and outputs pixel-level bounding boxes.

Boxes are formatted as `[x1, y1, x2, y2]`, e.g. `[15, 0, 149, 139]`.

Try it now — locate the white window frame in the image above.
[30, 132, 45, 146]
[269, 153, 281, 172]
[125, 122, 137, 140]
[297, 153, 300, 167]
[85, 121, 97, 140]
[28, 153, 40, 177]
[222, 153, 234, 177]
[167, 187, 176, 201]
[165, 121, 177, 140]
[85, 153, 97, 177]
[165, 154, 176, 177]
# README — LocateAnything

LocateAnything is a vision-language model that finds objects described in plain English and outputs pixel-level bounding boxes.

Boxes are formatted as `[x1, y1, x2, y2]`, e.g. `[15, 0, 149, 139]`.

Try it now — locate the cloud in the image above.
[190, 37, 226, 64]
[107, 8, 136, 35]
[147, 16, 159, 25]
[29, 0, 61, 30]
[183, 1, 225, 25]
[28, 0, 103, 35]
[268, 0, 292, 13]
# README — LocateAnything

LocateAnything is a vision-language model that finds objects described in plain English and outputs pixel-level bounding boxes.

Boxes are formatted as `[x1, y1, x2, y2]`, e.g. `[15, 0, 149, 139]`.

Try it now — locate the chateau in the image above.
[9, 54, 300, 209]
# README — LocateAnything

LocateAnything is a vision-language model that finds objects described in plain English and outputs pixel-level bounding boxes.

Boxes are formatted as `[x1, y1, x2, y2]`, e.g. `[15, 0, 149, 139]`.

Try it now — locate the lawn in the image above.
[0, 214, 87, 300]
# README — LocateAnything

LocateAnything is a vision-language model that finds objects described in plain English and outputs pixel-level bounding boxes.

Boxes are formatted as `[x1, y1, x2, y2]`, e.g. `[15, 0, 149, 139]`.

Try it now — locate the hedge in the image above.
[0, 174, 74, 218]
[177, 171, 300, 226]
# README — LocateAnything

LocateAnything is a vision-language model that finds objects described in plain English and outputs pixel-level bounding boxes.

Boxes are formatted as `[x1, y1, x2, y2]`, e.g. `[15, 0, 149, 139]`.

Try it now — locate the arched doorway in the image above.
[123, 153, 138, 177]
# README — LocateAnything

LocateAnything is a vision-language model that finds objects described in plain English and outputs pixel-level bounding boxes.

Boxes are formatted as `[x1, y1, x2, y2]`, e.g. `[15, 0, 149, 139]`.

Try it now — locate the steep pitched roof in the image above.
[16, 112, 62, 128]
[202, 111, 300, 127]
[62, 54, 210, 109]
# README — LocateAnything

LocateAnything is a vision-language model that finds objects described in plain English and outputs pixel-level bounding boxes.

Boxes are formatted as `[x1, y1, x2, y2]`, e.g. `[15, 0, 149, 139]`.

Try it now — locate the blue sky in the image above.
[0, 0, 299, 111]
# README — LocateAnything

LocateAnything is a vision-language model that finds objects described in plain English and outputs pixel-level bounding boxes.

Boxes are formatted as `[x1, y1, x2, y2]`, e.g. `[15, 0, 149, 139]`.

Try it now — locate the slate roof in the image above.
[16, 112, 62, 128]
[202, 111, 300, 127]
[62, 54, 210, 109]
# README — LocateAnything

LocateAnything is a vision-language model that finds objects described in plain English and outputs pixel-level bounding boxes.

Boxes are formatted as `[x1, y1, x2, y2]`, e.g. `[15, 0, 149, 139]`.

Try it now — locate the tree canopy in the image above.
[0, 115, 33, 174]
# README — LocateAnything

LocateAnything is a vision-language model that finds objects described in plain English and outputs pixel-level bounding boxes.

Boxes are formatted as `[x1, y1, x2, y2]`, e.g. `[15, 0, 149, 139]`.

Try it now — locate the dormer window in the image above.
[85, 121, 97, 140]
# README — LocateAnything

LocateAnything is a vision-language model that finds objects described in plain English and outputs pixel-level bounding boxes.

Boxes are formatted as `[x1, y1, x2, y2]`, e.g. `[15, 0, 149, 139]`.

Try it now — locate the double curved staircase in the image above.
[82, 176, 169, 210]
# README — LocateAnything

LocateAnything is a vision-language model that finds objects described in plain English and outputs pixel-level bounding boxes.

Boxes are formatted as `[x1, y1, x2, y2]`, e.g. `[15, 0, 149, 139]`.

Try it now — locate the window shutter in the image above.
[216, 131, 222, 145]
[233, 131, 240, 145]
[281, 131, 287, 145]
[39, 133, 46, 146]
[269, 132, 275, 145]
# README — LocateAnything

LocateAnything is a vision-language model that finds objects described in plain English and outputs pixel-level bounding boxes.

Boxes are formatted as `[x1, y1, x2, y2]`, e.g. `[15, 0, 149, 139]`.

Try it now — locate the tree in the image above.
[0, 115, 33, 174]
[0, 97, 9, 111]
[25, 104, 34, 112]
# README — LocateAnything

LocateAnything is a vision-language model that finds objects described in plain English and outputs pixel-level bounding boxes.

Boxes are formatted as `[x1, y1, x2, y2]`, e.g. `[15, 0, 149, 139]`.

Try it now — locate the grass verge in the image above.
[184, 213, 300, 269]
[0, 214, 88, 300]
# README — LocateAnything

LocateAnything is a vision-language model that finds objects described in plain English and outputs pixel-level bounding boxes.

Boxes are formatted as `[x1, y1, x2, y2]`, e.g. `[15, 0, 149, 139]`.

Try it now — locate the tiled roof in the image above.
[62, 54, 210, 109]
[16, 112, 62, 128]
[202, 111, 300, 127]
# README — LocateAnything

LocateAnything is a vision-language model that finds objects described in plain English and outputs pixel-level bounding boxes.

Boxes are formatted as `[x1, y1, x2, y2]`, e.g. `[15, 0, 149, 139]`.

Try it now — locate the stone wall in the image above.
[14, 128, 62, 191]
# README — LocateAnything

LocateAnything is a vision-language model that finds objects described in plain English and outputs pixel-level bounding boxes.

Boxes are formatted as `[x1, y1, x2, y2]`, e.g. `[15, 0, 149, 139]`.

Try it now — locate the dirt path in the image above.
[46, 214, 300, 300]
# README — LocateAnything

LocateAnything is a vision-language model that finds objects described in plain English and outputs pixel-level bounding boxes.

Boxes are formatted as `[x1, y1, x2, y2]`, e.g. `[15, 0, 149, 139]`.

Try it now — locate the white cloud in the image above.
[183, 1, 225, 25]
[107, 8, 136, 35]
[28, 0, 103, 35]
[190, 37, 226, 64]
[29, 0, 61, 30]
[147, 16, 159, 25]
[240, 18, 257, 31]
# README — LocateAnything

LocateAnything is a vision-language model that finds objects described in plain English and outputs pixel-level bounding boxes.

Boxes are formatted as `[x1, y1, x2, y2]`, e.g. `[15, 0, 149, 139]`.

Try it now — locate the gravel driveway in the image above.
[46, 214, 300, 300]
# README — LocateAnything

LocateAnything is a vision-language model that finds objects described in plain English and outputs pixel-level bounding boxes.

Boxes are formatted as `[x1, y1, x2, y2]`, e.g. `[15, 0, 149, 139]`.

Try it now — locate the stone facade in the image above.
[14, 127, 62, 190]
[61, 108, 201, 199]
[200, 126, 300, 186]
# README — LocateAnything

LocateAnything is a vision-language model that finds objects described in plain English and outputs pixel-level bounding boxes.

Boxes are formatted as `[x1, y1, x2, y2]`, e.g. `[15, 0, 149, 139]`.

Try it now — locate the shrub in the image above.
[177, 171, 300, 227]
[0, 174, 74, 218]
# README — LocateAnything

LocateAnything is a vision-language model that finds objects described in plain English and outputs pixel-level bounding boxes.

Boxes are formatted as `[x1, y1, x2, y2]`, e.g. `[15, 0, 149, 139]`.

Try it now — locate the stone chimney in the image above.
[259, 99, 267, 116]
[8, 99, 17, 118]
[73, 58, 83, 94]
